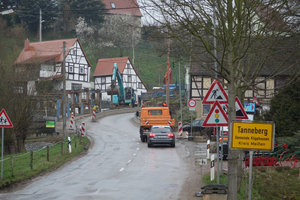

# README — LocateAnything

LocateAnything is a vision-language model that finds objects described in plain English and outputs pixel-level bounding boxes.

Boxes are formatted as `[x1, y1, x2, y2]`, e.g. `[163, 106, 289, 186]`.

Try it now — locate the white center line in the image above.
[127, 160, 131, 164]
[119, 168, 124, 172]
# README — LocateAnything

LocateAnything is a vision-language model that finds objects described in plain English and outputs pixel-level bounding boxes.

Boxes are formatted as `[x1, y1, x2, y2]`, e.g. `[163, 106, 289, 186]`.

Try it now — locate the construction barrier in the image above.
[92, 110, 96, 121]
[81, 122, 86, 136]
[178, 122, 182, 138]
[69, 116, 75, 130]
[184, 131, 189, 139]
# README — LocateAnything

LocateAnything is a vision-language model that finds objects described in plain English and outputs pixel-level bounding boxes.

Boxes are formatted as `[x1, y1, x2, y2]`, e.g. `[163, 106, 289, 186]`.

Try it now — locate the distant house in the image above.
[14, 38, 91, 95]
[93, 57, 148, 101]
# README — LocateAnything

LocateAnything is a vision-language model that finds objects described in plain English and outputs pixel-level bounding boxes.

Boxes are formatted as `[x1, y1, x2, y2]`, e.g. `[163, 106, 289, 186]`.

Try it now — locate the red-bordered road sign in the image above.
[202, 80, 228, 104]
[0, 109, 13, 128]
[188, 99, 197, 107]
[202, 101, 228, 127]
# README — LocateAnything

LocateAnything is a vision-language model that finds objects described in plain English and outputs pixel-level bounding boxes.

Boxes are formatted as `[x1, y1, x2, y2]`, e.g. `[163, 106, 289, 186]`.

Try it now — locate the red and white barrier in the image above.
[184, 131, 189, 139]
[92, 110, 96, 121]
[178, 122, 183, 138]
[69, 116, 75, 130]
[81, 122, 86, 136]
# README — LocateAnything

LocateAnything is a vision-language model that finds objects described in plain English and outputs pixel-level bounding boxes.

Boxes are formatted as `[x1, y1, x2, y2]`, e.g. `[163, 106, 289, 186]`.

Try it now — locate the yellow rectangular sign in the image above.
[230, 121, 275, 151]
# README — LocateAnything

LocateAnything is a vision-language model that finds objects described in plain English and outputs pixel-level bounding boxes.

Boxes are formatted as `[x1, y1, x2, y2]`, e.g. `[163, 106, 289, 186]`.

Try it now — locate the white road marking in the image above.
[94, 188, 101, 194]
[136, 148, 139, 150]
[127, 160, 131, 164]
[124, 134, 127, 136]
[119, 168, 124, 172]
[133, 153, 136, 156]
[133, 138, 135, 140]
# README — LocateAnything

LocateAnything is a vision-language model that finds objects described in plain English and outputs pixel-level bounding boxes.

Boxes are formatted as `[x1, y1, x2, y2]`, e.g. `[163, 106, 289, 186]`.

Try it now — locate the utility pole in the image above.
[178, 61, 182, 125]
[39, 9, 42, 42]
[62, 42, 67, 141]
[166, 23, 170, 107]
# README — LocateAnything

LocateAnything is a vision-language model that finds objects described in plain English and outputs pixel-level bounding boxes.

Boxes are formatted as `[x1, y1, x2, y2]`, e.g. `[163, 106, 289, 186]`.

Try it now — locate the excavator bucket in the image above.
[107, 85, 120, 95]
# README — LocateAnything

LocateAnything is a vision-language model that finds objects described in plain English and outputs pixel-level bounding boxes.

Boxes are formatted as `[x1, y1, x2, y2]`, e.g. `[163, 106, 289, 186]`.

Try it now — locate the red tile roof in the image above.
[103, 0, 142, 17]
[94, 57, 129, 76]
[14, 38, 82, 65]
[94, 56, 148, 90]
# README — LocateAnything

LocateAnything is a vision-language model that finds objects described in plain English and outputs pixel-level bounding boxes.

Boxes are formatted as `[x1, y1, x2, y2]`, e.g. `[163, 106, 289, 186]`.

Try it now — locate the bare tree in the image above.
[139, 0, 300, 199]
[0, 18, 38, 154]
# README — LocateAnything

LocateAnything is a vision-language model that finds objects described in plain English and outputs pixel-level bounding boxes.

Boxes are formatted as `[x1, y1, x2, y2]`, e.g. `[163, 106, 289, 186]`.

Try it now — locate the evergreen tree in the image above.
[17, 0, 58, 32]
[63, 0, 106, 27]
[264, 76, 300, 137]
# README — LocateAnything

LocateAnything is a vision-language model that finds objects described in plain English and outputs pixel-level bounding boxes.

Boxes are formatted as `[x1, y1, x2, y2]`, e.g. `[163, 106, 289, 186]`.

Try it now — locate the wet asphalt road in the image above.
[0, 113, 189, 200]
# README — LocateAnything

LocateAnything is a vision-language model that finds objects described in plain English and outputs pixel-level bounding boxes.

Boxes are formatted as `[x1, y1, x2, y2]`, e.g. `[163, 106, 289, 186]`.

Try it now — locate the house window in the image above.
[128, 75, 132, 82]
[101, 77, 106, 83]
[14, 86, 23, 94]
[275, 78, 285, 89]
[72, 83, 82, 91]
[110, 2, 115, 8]
[80, 67, 84, 73]
[203, 104, 210, 115]
[69, 66, 73, 73]
[41, 64, 53, 71]
[138, 82, 142, 89]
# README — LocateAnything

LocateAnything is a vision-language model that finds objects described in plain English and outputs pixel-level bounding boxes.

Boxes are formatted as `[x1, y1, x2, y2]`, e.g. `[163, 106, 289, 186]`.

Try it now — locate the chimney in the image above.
[24, 39, 29, 51]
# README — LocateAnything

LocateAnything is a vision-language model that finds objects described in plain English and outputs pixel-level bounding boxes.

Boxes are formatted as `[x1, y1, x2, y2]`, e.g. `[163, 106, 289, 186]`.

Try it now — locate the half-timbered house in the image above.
[14, 38, 91, 96]
[93, 57, 148, 102]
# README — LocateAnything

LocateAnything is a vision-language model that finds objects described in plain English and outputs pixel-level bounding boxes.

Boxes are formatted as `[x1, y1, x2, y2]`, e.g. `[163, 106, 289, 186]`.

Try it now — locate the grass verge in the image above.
[0, 135, 90, 190]
[203, 167, 300, 200]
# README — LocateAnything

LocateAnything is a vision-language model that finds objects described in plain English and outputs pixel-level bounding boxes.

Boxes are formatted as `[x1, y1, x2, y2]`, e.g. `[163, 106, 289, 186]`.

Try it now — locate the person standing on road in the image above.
[132, 97, 135, 108]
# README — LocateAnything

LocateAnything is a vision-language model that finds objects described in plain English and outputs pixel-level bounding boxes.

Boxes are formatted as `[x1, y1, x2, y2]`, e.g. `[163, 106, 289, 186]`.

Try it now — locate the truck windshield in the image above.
[148, 110, 162, 115]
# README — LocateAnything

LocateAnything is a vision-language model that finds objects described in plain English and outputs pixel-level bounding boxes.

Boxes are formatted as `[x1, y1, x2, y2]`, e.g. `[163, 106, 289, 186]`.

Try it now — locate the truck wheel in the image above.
[140, 126, 144, 142]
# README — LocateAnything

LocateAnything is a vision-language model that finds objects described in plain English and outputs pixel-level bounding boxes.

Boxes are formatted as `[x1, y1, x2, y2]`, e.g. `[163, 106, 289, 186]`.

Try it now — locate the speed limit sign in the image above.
[188, 99, 196, 108]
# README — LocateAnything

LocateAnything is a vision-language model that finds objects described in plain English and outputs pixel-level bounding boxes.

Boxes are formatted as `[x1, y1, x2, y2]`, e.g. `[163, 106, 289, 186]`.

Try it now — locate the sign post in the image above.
[188, 99, 196, 137]
[230, 120, 275, 200]
[0, 109, 14, 179]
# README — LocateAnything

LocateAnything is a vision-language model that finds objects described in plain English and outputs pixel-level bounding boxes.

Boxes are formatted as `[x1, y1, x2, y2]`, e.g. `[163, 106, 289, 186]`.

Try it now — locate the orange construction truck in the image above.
[139, 105, 175, 142]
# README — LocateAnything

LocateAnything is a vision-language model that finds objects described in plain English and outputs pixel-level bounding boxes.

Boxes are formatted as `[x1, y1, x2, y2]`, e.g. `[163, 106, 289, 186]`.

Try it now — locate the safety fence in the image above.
[0, 134, 89, 187]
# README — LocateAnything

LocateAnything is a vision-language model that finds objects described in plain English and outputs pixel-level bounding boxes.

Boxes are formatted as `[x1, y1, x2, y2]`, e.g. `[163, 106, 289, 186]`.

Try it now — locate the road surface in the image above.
[0, 113, 192, 200]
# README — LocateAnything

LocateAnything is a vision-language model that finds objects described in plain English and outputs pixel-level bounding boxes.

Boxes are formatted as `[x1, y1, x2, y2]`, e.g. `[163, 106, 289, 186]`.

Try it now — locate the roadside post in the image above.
[230, 120, 275, 200]
[195, 150, 207, 197]
[0, 109, 14, 179]
[188, 99, 196, 140]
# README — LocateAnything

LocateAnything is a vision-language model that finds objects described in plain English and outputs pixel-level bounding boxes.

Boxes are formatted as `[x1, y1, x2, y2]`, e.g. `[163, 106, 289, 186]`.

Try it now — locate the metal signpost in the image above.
[188, 99, 196, 137]
[0, 109, 14, 179]
[230, 120, 275, 200]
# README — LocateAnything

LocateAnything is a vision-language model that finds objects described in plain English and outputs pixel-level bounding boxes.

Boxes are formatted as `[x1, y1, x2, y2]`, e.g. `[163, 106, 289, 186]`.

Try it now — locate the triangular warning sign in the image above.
[220, 97, 249, 120]
[202, 80, 228, 104]
[202, 101, 228, 127]
[235, 97, 249, 120]
[252, 96, 259, 105]
[0, 109, 13, 128]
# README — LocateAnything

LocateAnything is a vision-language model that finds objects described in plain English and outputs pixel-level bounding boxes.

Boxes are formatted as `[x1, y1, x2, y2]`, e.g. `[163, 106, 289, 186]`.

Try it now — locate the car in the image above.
[147, 125, 175, 148]
[182, 119, 213, 137]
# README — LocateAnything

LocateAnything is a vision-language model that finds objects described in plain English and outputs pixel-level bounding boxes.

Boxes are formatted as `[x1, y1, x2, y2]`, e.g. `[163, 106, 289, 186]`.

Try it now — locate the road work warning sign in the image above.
[230, 121, 275, 151]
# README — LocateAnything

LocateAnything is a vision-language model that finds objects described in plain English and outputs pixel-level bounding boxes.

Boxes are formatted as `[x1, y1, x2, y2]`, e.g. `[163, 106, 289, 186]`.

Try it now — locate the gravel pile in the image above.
[25, 142, 53, 152]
